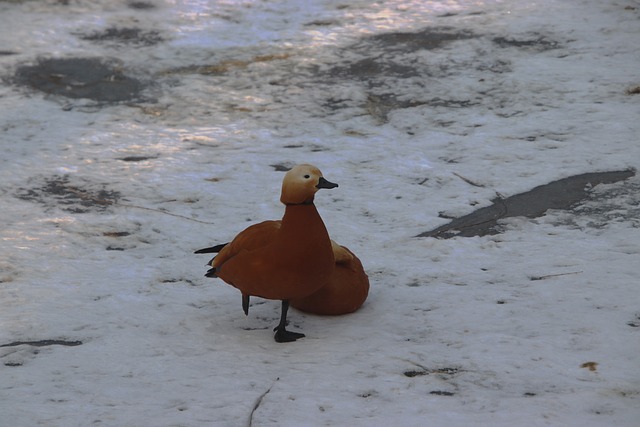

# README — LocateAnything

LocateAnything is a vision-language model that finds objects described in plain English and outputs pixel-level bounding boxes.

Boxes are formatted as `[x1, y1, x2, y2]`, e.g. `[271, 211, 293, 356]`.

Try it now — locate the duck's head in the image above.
[280, 164, 338, 205]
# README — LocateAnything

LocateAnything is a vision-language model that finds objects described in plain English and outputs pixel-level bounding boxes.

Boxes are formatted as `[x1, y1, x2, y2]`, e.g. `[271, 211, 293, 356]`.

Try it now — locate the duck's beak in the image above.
[316, 177, 338, 189]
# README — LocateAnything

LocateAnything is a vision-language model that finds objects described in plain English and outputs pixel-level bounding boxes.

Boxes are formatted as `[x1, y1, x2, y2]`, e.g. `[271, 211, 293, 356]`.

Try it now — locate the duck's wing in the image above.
[211, 220, 282, 270]
[331, 239, 355, 265]
[291, 242, 369, 315]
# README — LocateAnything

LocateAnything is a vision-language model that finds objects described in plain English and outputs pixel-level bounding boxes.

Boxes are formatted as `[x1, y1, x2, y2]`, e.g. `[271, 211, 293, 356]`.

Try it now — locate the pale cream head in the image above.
[280, 164, 337, 205]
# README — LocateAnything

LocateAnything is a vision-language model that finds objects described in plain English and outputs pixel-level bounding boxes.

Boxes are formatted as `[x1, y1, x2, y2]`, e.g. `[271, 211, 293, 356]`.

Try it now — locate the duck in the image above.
[199, 238, 370, 318]
[290, 240, 369, 315]
[195, 164, 339, 342]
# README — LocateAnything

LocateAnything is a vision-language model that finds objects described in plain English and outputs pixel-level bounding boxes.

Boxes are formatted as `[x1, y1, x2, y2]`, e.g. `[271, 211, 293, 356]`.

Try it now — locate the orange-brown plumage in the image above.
[291, 242, 369, 315]
[212, 204, 334, 300]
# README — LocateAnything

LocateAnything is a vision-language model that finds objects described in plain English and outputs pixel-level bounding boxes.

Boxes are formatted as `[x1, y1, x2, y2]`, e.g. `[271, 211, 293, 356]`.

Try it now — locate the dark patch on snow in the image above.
[327, 27, 477, 83]
[324, 26, 479, 88]
[438, 12, 459, 18]
[569, 174, 640, 229]
[118, 155, 157, 162]
[426, 98, 479, 108]
[492, 35, 561, 51]
[103, 231, 131, 237]
[418, 169, 636, 238]
[362, 94, 418, 124]
[404, 367, 460, 378]
[304, 19, 339, 27]
[580, 361, 598, 372]
[15, 175, 120, 213]
[13, 57, 147, 103]
[78, 27, 164, 46]
[329, 57, 419, 80]
[627, 314, 640, 328]
[430, 390, 455, 396]
[161, 278, 196, 286]
[366, 27, 476, 51]
[529, 271, 583, 281]
[0, 339, 82, 348]
[128, 1, 155, 10]
[404, 370, 429, 378]
[271, 163, 293, 172]
[316, 26, 528, 123]
[360, 93, 479, 124]
[358, 391, 377, 398]
[404, 370, 427, 377]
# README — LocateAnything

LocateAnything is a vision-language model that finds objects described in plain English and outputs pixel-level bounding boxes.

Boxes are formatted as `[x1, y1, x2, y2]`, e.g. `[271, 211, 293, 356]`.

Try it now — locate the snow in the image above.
[1, 0, 639, 426]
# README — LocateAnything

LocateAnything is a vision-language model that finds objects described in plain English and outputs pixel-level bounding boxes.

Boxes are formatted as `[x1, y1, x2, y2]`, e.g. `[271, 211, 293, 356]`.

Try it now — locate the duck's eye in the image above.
[304, 174, 310, 179]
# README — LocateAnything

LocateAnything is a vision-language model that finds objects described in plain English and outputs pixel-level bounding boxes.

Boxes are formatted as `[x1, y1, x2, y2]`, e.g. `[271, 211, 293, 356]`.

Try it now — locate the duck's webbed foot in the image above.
[274, 328, 305, 343]
[242, 294, 250, 316]
[273, 300, 305, 343]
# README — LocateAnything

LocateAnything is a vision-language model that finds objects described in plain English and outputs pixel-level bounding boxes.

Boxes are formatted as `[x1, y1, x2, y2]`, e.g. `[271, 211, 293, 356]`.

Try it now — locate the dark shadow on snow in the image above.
[13, 57, 148, 103]
[15, 175, 120, 213]
[417, 170, 636, 238]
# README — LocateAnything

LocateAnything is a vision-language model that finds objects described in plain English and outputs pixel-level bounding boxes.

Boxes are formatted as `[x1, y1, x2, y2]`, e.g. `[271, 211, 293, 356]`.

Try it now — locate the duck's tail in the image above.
[194, 242, 228, 254]
[195, 243, 229, 278]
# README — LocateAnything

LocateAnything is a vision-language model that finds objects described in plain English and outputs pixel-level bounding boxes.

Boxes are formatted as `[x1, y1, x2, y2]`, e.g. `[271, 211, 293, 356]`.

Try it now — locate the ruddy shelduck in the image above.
[195, 164, 347, 342]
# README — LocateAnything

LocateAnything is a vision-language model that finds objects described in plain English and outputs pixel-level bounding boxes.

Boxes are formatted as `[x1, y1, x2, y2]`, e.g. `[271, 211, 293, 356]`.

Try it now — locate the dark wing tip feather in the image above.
[194, 242, 229, 254]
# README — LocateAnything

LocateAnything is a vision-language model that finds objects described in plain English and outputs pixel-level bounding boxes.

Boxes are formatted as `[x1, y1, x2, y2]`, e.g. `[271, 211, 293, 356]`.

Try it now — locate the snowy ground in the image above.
[1, 0, 640, 426]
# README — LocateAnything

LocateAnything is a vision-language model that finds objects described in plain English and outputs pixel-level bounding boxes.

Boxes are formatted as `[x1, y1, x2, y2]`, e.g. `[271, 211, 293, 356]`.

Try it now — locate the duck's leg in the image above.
[242, 294, 250, 315]
[273, 300, 305, 343]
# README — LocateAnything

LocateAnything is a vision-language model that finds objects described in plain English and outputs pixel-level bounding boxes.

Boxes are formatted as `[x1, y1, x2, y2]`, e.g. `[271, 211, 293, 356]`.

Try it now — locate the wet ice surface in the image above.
[420, 170, 636, 238]
[1, 0, 640, 426]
